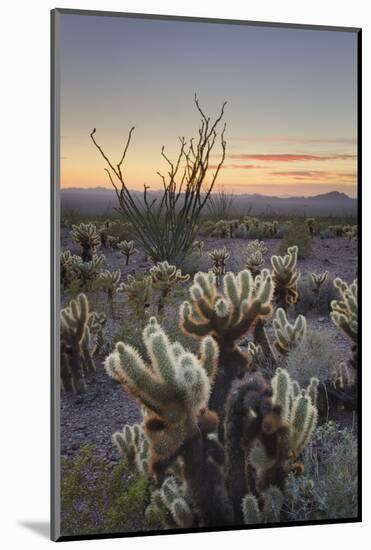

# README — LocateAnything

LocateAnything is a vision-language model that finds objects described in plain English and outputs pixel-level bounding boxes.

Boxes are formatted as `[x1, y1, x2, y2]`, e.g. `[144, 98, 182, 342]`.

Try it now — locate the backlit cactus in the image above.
[270, 368, 318, 458]
[60, 293, 95, 393]
[272, 308, 307, 354]
[150, 261, 190, 313]
[113, 422, 150, 474]
[192, 240, 204, 257]
[118, 239, 138, 265]
[208, 247, 230, 286]
[90, 311, 107, 357]
[242, 486, 284, 525]
[94, 269, 121, 315]
[105, 317, 217, 470]
[310, 271, 328, 294]
[306, 218, 317, 237]
[245, 240, 267, 276]
[118, 274, 152, 320]
[180, 269, 274, 415]
[71, 223, 101, 262]
[271, 245, 300, 308]
[331, 277, 358, 374]
[72, 254, 105, 290]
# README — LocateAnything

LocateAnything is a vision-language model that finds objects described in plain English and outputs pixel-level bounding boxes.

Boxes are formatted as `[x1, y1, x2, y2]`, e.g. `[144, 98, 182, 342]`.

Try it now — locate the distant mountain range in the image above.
[61, 187, 357, 217]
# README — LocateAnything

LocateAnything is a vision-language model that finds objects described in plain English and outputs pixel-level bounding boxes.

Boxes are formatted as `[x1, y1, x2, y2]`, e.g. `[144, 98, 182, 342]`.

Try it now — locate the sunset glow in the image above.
[59, 15, 357, 197]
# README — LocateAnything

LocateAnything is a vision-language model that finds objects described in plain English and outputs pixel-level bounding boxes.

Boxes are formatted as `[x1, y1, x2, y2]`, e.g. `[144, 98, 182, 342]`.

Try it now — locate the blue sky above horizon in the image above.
[59, 13, 358, 197]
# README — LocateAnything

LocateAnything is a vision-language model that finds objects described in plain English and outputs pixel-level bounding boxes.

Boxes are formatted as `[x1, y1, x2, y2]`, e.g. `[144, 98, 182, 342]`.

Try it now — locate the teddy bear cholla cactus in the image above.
[234, 368, 318, 525]
[72, 254, 105, 290]
[245, 240, 267, 276]
[330, 277, 358, 376]
[150, 261, 190, 313]
[118, 240, 138, 265]
[208, 247, 229, 286]
[272, 308, 307, 355]
[60, 293, 95, 393]
[71, 223, 101, 262]
[310, 271, 328, 294]
[105, 317, 218, 470]
[271, 245, 300, 309]
[145, 476, 194, 529]
[180, 269, 274, 416]
[94, 269, 121, 315]
[89, 311, 108, 357]
[105, 318, 233, 526]
[118, 274, 153, 320]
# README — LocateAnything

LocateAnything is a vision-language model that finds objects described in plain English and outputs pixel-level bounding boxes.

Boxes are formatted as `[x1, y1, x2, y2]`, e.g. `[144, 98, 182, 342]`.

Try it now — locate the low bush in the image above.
[61, 444, 152, 536]
[277, 222, 312, 259]
[284, 329, 337, 384]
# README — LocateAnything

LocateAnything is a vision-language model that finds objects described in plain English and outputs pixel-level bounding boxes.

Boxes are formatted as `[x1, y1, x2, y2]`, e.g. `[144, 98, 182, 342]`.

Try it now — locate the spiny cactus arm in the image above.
[272, 308, 307, 354]
[199, 336, 219, 382]
[289, 389, 318, 457]
[242, 494, 262, 524]
[310, 271, 328, 290]
[271, 368, 290, 422]
[262, 486, 284, 523]
[104, 344, 169, 413]
[180, 301, 214, 337]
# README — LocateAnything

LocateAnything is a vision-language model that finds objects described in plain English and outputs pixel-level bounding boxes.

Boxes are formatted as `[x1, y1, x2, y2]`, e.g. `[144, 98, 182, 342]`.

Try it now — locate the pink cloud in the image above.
[228, 153, 357, 162]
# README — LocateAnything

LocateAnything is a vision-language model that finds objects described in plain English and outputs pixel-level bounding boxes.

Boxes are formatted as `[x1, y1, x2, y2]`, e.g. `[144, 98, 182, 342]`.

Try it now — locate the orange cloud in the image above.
[228, 153, 357, 162]
[270, 170, 357, 181]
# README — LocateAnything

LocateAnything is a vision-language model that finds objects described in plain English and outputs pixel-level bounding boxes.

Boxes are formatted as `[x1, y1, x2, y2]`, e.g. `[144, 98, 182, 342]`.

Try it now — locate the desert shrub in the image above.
[61, 444, 151, 536]
[295, 272, 338, 315]
[283, 329, 337, 385]
[285, 422, 357, 521]
[177, 251, 209, 276]
[278, 222, 312, 259]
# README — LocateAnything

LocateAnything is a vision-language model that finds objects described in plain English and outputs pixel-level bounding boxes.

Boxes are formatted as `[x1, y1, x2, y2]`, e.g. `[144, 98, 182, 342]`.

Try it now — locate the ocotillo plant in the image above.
[118, 240, 138, 265]
[272, 308, 307, 355]
[90, 96, 227, 264]
[330, 277, 358, 376]
[149, 261, 190, 314]
[90, 311, 108, 357]
[105, 318, 232, 526]
[271, 245, 300, 309]
[180, 269, 274, 416]
[71, 223, 101, 262]
[94, 269, 121, 316]
[208, 247, 230, 286]
[60, 293, 95, 393]
[310, 271, 328, 295]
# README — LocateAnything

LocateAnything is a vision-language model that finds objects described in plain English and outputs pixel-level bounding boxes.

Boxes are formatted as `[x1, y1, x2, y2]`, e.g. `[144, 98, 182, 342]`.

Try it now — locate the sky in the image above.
[58, 13, 358, 197]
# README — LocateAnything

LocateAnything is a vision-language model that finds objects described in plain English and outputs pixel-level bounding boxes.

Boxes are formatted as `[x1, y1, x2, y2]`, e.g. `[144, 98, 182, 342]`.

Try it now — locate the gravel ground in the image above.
[60, 230, 357, 462]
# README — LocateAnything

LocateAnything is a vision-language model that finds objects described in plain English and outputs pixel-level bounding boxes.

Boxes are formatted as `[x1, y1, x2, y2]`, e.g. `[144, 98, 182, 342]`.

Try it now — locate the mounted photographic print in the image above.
[51, 8, 361, 541]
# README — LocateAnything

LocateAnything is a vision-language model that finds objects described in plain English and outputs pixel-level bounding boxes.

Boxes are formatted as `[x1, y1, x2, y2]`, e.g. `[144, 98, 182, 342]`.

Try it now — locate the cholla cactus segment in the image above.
[241, 494, 261, 525]
[271, 368, 318, 458]
[209, 247, 230, 267]
[262, 486, 284, 523]
[150, 261, 190, 288]
[180, 269, 274, 346]
[60, 293, 95, 393]
[71, 223, 101, 262]
[331, 361, 353, 389]
[306, 218, 317, 237]
[94, 269, 121, 293]
[330, 278, 358, 344]
[105, 319, 213, 463]
[117, 240, 138, 265]
[272, 308, 307, 354]
[271, 245, 300, 307]
[310, 271, 328, 292]
[112, 422, 149, 473]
